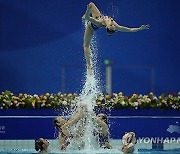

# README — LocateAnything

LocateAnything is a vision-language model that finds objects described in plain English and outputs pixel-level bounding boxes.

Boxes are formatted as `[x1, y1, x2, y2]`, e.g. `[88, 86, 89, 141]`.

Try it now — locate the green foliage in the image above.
[0, 91, 179, 110]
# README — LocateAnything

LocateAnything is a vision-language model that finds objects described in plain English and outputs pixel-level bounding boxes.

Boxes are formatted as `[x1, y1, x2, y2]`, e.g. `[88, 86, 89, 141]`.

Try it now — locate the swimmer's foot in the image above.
[87, 65, 93, 75]
[82, 4, 91, 21]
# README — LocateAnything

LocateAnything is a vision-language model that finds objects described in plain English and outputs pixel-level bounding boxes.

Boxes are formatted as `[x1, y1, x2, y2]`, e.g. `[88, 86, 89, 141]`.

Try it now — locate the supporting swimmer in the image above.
[53, 105, 86, 150]
[35, 138, 49, 153]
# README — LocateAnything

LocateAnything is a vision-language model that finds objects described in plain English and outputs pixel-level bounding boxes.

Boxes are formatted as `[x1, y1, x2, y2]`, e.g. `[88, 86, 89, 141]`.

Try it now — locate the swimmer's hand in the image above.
[140, 24, 150, 30]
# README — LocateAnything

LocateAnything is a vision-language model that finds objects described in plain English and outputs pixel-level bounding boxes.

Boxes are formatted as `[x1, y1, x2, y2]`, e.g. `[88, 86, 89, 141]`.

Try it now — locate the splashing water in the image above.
[77, 20, 101, 112]
[79, 36, 100, 149]
[68, 22, 101, 150]
[106, 3, 119, 19]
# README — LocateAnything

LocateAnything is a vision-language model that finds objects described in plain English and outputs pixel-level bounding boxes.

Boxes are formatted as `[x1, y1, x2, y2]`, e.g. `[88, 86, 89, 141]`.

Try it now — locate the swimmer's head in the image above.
[106, 17, 116, 36]
[35, 138, 49, 152]
[121, 132, 137, 153]
[122, 132, 137, 145]
[53, 117, 66, 128]
[97, 113, 108, 123]
[106, 26, 116, 36]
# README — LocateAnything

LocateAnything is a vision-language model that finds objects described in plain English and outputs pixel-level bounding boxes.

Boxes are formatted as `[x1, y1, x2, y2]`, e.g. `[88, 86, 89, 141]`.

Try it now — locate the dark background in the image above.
[0, 0, 180, 95]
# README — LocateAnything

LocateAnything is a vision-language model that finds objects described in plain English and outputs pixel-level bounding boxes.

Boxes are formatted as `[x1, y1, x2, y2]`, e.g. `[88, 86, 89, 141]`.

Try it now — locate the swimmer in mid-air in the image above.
[82, 2, 150, 72]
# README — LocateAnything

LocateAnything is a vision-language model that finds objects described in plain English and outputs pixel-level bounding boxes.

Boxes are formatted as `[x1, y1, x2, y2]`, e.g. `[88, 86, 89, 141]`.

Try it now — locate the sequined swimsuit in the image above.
[59, 129, 71, 150]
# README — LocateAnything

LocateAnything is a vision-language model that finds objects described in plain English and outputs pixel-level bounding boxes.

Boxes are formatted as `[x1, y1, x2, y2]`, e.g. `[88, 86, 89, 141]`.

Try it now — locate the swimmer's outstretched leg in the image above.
[82, 2, 101, 74]
[88, 2, 101, 18]
[83, 22, 94, 73]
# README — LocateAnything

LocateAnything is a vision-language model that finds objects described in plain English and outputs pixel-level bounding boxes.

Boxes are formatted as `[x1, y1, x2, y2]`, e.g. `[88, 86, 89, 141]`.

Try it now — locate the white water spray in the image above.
[68, 22, 102, 150]
[78, 34, 101, 149]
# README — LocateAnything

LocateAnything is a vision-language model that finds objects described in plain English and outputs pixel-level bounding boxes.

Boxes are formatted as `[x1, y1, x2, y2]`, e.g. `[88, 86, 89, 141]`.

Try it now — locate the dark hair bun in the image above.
[53, 118, 60, 128]
[106, 28, 116, 36]
[35, 139, 43, 151]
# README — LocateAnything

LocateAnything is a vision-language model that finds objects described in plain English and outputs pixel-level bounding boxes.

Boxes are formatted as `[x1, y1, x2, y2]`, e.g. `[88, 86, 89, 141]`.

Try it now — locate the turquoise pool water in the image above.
[0, 148, 180, 154]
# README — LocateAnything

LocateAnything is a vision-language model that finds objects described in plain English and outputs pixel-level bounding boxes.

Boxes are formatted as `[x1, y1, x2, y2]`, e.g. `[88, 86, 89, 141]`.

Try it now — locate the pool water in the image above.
[0, 148, 180, 154]
[139, 148, 180, 154]
[0, 139, 179, 154]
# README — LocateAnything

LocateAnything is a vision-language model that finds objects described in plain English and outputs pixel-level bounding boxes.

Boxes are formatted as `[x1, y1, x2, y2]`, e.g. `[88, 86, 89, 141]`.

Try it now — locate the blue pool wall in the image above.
[0, 109, 179, 140]
[0, 0, 180, 95]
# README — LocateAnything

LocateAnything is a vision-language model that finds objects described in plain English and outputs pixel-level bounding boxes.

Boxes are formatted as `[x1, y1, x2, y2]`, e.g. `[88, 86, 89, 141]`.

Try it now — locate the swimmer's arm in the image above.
[63, 107, 83, 128]
[61, 107, 84, 136]
[114, 21, 150, 32]
[58, 135, 65, 146]
[61, 126, 71, 137]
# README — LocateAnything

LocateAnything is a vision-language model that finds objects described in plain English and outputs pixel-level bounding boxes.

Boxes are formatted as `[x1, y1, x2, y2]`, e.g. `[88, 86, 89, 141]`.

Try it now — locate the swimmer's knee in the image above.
[88, 2, 94, 7]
